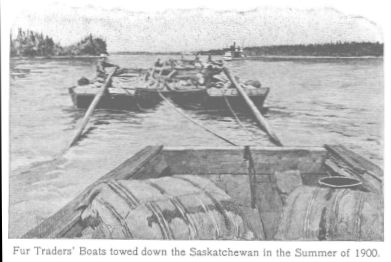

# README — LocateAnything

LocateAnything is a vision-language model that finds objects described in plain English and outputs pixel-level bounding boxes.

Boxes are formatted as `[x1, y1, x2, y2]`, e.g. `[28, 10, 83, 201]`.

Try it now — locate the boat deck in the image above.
[23, 145, 383, 240]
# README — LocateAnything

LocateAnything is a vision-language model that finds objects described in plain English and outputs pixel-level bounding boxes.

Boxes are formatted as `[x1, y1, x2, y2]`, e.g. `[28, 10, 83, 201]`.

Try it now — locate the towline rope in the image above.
[223, 93, 269, 146]
[157, 91, 238, 146]
[223, 94, 246, 129]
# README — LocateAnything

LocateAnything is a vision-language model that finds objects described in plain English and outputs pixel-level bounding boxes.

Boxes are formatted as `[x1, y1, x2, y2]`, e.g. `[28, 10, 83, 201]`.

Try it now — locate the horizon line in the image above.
[110, 41, 384, 54]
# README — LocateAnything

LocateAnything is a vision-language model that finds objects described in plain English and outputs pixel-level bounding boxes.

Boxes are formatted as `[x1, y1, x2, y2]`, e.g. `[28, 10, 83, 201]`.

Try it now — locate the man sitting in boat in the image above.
[201, 61, 226, 87]
[206, 55, 223, 65]
[96, 53, 119, 83]
[201, 62, 261, 90]
[194, 53, 203, 69]
[207, 56, 225, 67]
[154, 58, 164, 67]
[207, 54, 212, 63]
[153, 58, 175, 76]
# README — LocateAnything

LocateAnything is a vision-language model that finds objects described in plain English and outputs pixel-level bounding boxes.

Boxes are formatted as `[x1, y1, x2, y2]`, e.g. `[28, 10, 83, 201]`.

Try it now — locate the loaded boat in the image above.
[69, 62, 270, 111]
[23, 144, 383, 240]
[69, 85, 269, 111]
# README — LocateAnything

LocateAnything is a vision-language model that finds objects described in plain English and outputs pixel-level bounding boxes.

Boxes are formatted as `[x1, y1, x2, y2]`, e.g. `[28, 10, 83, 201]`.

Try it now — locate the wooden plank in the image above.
[163, 147, 326, 175]
[325, 145, 383, 193]
[335, 145, 383, 179]
[325, 145, 366, 174]
[132, 152, 170, 179]
[207, 87, 269, 97]
[163, 146, 325, 151]
[22, 145, 165, 238]
[326, 155, 382, 194]
[324, 159, 352, 177]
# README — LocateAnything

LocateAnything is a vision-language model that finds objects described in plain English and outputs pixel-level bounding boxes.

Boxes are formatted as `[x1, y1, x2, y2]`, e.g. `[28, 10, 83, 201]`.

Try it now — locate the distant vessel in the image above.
[223, 42, 245, 61]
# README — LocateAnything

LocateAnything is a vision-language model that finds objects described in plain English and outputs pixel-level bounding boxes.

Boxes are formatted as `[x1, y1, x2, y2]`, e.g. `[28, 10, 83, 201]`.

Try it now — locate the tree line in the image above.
[200, 42, 383, 57]
[10, 29, 108, 57]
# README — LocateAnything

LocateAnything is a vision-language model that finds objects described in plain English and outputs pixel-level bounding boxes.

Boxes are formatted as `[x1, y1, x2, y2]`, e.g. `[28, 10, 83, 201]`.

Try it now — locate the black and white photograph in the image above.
[2, 0, 389, 258]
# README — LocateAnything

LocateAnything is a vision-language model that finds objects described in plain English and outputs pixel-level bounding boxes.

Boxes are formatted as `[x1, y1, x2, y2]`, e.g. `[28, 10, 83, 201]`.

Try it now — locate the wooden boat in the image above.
[68, 85, 208, 111]
[23, 144, 383, 240]
[69, 83, 270, 111]
[202, 87, 269, 111]
[135, 87, 208, 106]
[68, 85, 162, 111]
[136, 87, 269, 110]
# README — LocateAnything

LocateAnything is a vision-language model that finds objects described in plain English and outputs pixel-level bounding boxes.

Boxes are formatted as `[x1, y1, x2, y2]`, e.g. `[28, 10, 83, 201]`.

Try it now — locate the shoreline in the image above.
[225, 55, 383, 61]
[236, 55, 382, 59]
[10, 55, 102, 60]
[11, 54, 383, 60]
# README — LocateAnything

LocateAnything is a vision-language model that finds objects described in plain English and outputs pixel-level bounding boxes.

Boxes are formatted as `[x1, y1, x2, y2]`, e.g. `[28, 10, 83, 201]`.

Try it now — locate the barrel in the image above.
[79, 175, 254, 240]
[275, 186, 383, 241]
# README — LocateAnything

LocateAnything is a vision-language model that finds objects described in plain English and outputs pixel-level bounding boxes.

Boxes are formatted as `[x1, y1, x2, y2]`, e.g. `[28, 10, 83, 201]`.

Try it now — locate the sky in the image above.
[5, 0, 385, 52]
[5, 0, 388, 23]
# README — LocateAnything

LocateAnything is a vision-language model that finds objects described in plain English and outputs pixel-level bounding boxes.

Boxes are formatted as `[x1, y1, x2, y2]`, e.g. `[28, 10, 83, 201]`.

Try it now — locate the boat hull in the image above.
[169, 87, 269, 111]
[203, 87, 269, 111]
[69, 85, 270, 111]
[136, 87, 270, 110]
[68, 87, 162, 111]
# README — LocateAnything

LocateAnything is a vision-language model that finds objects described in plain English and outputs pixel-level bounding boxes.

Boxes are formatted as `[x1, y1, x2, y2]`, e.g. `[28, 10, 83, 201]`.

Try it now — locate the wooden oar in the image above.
[68, 67, 117, 148]
[223, 67, 283, 146]
[166, 69, 177, 79]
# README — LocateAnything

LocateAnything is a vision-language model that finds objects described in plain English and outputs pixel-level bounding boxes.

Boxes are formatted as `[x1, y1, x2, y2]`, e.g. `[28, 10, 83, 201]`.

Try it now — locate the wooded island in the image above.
[10, 29, 107, 57]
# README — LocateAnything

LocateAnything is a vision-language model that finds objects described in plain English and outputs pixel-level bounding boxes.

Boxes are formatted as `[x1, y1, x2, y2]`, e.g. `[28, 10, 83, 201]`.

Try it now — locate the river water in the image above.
[8, 55, 383, 237]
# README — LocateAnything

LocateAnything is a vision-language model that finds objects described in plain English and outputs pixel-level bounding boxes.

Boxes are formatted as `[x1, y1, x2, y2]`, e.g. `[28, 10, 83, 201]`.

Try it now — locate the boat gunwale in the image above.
[162, 145, 326, 152]
[135, 87, 207, 94]
[21, 145, 382, 239]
